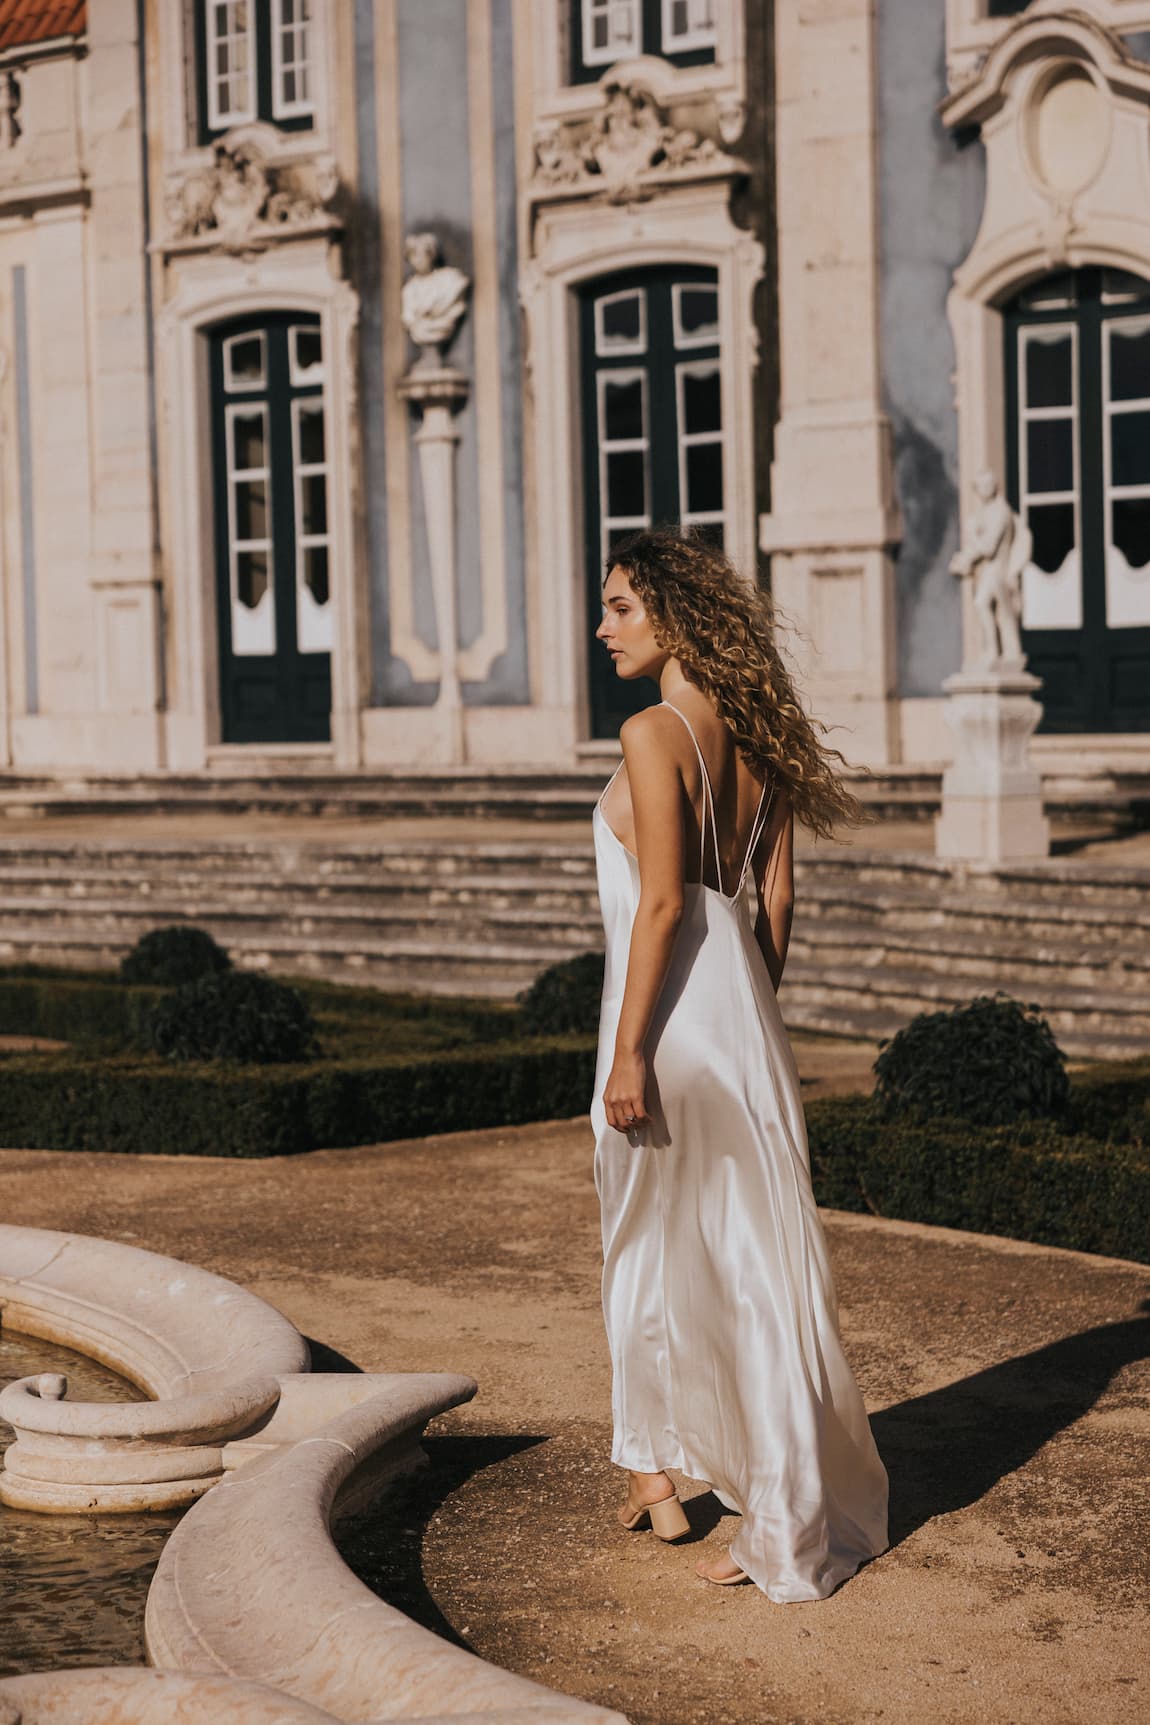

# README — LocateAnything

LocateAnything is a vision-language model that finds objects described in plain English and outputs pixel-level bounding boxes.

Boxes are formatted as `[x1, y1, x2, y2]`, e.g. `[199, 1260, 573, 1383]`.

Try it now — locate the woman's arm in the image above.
[752, 795, 795, 992]
[601, 709, 685, 1134]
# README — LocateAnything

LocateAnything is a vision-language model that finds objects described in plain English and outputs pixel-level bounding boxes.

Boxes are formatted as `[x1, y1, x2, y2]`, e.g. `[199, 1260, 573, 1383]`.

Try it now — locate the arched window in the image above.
[1005, 266, 1150, 732]
[580, 265, 724, 737]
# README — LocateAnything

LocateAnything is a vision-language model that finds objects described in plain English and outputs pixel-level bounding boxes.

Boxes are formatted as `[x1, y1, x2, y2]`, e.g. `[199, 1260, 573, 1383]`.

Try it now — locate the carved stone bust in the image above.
[400, 232, 470, 368]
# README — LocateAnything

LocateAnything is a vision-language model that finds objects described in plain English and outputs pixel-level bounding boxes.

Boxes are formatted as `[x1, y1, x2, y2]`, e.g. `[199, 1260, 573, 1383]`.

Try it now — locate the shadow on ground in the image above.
[876, 1301, 1150, 1547]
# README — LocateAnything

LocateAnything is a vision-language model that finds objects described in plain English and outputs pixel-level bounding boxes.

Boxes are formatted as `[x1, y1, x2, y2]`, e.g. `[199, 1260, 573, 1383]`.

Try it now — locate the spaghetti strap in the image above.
[662, 701, 723, 891]
[735, 777, 776, 898]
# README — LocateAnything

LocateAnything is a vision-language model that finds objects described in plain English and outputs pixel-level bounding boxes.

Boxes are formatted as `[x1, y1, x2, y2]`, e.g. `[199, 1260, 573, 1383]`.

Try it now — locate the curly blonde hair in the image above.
[607, 527, 870, 841]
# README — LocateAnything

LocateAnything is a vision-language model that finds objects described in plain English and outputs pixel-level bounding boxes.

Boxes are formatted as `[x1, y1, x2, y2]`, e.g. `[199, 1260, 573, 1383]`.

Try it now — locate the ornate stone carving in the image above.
[530, 78, 734, 205]
[400, 232, 471, 369]
[949, 470, 1033, 670]
[164, 132, 339, 254]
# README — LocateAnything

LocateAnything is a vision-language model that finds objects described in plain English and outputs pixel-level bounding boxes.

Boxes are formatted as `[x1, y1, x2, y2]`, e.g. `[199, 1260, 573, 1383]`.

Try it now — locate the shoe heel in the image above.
[648, 1494, 690, 1541]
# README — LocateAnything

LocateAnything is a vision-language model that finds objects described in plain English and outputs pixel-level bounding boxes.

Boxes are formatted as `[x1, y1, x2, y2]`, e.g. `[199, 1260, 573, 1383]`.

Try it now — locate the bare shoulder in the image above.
[618, 704, 684, 767]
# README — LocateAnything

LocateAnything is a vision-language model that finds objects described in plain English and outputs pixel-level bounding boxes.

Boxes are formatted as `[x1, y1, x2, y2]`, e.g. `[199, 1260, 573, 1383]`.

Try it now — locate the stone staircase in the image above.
[0, 836, 1147, 1061]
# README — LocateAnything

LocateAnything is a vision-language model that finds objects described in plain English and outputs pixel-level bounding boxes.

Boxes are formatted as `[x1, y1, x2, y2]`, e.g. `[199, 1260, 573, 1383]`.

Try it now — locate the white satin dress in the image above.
[590, 701, 889, 1602]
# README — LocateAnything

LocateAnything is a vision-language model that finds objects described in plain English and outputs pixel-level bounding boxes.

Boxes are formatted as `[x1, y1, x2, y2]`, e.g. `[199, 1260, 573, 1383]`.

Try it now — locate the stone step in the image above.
[774, 994, 1150, 1065]
[0, 896, 604, 950]
[780, 959, 1150, 1043]
[789, 919, 1150, 988]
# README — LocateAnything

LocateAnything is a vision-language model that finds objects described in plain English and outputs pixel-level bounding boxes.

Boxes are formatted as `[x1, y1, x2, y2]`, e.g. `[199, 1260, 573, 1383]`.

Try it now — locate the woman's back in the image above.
[597, 696, 777, 900]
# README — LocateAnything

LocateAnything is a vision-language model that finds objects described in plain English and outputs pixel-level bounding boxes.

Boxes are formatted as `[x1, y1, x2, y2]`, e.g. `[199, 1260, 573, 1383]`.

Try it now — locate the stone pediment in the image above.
[160, 124, 340, 257]
[530, 75, 745, 207]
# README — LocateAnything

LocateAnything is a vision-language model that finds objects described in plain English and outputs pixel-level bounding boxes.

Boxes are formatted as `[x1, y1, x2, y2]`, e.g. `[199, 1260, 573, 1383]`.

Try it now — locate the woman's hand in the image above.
[603, 1049, 649, 1134]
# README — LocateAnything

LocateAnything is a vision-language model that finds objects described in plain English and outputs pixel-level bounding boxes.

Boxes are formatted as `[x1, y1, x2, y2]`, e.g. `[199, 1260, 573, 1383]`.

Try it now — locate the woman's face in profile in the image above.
[596, 564, 666, 681]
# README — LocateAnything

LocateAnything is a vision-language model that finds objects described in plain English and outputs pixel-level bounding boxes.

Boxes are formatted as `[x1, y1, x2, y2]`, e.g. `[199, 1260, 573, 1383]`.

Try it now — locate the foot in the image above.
[617, 1468, 676, 1527]
[695, 1549, 749, 1584]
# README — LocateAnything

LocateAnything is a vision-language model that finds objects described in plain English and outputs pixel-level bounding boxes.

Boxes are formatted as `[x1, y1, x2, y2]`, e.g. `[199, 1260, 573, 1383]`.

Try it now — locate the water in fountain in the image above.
[0, 1331, 179, 1674]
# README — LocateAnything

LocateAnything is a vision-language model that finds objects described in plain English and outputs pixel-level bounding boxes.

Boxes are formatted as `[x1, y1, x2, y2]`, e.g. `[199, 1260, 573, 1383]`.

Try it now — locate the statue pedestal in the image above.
[397, 365, 469, 764]
[934, 662, 1050, 864]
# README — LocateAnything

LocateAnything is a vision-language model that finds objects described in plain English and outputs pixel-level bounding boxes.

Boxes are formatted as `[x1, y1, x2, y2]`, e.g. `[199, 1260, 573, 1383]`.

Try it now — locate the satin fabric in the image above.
[590, 712, 889, 1602]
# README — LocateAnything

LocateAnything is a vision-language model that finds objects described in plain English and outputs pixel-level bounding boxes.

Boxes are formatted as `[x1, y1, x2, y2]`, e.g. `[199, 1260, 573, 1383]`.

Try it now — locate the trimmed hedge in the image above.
[873, 992, 1071, 1127]
[805, 1086, 1150, 1266]
[0, 1038, 598, 1158]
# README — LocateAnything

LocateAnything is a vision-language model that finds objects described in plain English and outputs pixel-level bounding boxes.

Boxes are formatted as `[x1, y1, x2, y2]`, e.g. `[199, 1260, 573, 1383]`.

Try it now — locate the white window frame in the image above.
[594, 288, 647, 357]
[206, 1, 256, 132]
[581, 0, 641, 69]
[225, 401, 276, 656]
[597, 367, 651, 563]
[1102, 310, 1150, 628]
[291, 395, 333, 653]
[223, 330, 266, 393]
[675, 360, 725, 534]
[661, 0, 717, 54]
[271, 0, 315, 122]
[1018, 321, 1081, 631]
[672, 281, 720, 349]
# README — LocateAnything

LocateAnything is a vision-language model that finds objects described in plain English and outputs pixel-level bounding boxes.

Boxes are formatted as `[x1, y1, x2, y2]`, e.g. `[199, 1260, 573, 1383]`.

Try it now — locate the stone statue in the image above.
[949, 470, 1033, 669]
[400, 232, 470, 369]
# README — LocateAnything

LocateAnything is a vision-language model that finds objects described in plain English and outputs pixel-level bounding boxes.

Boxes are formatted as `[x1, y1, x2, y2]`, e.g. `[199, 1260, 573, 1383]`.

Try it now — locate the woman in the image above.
[590, 527, 889, 1598]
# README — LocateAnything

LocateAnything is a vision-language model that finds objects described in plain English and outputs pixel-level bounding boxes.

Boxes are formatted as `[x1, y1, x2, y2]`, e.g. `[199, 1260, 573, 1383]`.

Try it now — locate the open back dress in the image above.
[590, 700, 889, 1602]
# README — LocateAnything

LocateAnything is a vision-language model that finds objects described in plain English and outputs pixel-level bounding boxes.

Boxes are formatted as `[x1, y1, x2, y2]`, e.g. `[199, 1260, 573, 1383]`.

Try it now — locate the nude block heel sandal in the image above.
[622, 1491, 691, 1541]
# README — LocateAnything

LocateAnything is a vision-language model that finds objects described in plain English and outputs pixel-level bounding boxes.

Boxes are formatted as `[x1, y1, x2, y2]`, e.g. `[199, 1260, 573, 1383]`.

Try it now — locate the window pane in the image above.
[602, 375, 644, 442]
[1110, 322, 1150, 403]
[290, 326, 324, 381]
[1024, 332, 1072, 409]
[297, 402, 326, 465]
[231, 412, 266, 473]
[1111, 410, 1150, 487]
[606, 450, 645, 519]
[674, 285, 719, 346]
[236, 548, 269, 609]
[1102, 268, 1150, 304]
[1017, 270, 1076, 311]
[224, 334, 265, 390]
[1028, 501, 1075, 574]
[686, 442, 723, 514]
[234, 479, 267, 541]
[303, 543, 330, 606]
[1026, 418, 1073, 494]
[301, 473, 328, 536]
[1113, 499, 1150, 570]
[682, 367, 721, 434]
[596, 291, 645, 353]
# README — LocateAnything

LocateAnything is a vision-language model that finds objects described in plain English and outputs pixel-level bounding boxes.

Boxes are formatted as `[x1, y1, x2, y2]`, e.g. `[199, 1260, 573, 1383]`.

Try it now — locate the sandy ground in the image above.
[0, 1040, 1147, 1725]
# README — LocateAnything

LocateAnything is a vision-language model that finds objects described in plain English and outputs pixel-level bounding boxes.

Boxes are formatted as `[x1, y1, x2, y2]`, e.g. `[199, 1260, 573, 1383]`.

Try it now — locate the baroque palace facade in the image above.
[0, 0, 1148, 781]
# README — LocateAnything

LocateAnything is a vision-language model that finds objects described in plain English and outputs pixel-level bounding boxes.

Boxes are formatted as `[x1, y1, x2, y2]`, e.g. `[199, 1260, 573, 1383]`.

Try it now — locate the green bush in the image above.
[120, 925, 232, 987]
[145, 971, 320, 1065]
[517, 951, 604, 1036]
[873, 992, 1070, 1127]
[805, 1092, 1150, 1265]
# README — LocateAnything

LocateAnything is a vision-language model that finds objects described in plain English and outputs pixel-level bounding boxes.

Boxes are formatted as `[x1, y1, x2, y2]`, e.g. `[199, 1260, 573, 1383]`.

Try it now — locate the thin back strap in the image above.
[662, 702, 724, 890]
[735, 777, 776, 897]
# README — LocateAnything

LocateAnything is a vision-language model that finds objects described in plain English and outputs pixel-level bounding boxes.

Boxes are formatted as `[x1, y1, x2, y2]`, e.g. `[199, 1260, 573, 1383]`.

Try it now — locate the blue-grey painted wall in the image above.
[360, 0, 528, 706]
[877, 0, 986, 698]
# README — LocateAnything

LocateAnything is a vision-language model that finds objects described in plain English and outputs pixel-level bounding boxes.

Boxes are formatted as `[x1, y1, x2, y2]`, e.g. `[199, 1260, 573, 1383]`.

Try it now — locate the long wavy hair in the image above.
[607, 526, 870, 841]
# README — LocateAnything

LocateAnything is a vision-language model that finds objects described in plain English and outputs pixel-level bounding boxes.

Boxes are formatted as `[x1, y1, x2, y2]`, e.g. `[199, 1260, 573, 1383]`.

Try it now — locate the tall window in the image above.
[197, 0, 314, 141]
[572, 0, 716, 82]
[581, 265, 725, 736]
[1005, 266, 1150, 733]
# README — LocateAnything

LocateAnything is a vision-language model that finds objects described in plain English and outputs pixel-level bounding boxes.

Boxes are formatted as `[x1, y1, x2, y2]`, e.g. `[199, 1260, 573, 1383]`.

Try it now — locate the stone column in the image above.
[397, 365, 470, 763]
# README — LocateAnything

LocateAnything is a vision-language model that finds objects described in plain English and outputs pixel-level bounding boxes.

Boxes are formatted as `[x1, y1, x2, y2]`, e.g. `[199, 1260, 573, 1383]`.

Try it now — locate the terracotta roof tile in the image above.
[0, 1, 86, 52]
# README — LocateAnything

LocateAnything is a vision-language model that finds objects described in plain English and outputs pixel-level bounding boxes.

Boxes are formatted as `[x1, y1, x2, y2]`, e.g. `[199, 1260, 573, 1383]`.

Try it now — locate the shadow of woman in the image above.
[871, 1299, 1150, 1549]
